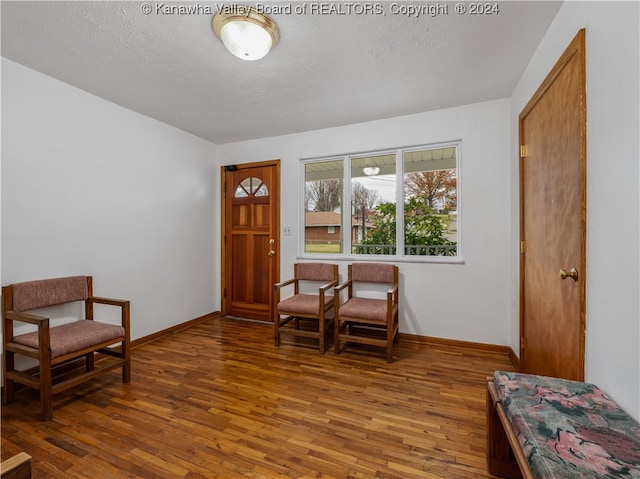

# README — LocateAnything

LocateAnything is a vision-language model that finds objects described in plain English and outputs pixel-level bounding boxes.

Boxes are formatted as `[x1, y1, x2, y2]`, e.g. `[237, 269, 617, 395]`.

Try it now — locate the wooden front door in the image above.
[520, 30, 586, 381]
[222, 161, 280, 322]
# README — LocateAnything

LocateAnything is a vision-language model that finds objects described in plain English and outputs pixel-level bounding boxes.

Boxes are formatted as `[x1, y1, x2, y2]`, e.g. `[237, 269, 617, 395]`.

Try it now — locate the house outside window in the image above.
[302, 142, 460, 261]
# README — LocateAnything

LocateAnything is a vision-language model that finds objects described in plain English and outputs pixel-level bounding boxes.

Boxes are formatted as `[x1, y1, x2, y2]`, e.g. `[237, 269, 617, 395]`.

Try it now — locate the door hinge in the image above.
[520, 241, 526, 254]
[520, 145, 529, 158]
[520, 336, 527, 350]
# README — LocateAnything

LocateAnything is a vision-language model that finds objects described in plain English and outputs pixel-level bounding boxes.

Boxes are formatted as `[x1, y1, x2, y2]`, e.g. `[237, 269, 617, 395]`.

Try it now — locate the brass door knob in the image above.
[559, 268, 578, 281]
[268, 250, 275, 257]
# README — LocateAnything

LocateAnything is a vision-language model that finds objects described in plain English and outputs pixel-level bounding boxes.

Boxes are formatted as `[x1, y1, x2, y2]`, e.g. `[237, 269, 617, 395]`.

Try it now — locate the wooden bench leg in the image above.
[3, 351, 16, 405]
[39, 346, 53, 421]
[123, 341, 131, 383]
[39, 370, 53, 421]
[85, 352, 95, 372]
[1, 452, 32, 479]
[486, 378, 522, 479]
[318, 315, 325, 354]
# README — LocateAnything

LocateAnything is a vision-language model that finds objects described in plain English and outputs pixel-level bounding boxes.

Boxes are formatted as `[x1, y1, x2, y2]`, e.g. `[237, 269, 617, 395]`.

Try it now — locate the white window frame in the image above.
[299, 141, 463, 263]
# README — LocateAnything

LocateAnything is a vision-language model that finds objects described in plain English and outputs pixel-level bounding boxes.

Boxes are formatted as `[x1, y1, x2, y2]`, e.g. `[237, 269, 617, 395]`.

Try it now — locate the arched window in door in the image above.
[235, 177, 269, 198]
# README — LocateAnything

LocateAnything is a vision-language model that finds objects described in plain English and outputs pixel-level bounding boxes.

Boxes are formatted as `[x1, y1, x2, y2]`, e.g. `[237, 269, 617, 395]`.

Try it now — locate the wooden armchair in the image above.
[274, 263, 339, 353]
[334, 263, 399, 362]
[2, 276, 130, 420]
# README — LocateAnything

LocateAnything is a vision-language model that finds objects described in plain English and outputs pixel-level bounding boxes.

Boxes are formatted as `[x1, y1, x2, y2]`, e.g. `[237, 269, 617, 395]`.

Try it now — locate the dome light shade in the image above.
[213, 7, 280, 61]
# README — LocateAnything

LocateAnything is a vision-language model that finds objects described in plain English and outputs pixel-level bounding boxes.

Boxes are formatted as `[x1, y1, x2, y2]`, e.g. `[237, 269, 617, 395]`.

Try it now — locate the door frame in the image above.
[220, 159, 281, 320]
[519, 29, 587, 378]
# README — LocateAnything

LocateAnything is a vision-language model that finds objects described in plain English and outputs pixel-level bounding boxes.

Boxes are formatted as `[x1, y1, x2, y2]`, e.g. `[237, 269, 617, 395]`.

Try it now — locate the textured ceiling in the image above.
[1, 1, 562, 144]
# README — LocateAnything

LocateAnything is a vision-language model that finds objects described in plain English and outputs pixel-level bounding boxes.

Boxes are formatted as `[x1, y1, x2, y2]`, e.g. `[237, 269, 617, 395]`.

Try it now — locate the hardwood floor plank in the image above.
[2, 317, 515, 478]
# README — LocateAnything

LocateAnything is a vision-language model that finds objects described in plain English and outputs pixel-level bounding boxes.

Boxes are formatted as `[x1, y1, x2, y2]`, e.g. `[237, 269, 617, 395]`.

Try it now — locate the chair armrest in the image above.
[5, 310, 48, 326]
[86, 296, 130, 331]
[88, 296, 130, 307]
[318, 280, 338, 294]
[387, 284, 399, 305]
[334, 280, 352, 306]
[334, 280, 351, 293]
[274, 278, 296, 290]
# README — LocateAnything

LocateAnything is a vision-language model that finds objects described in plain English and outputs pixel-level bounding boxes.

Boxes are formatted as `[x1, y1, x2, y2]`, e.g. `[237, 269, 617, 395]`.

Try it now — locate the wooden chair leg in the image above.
[85, 352, 95, 372]
[122, 341, 131, 383]
[39, 355, 53, 421]
[318, 314, 325, 354]
[3, 351, 16, 405]
[386, 323, 393, 363]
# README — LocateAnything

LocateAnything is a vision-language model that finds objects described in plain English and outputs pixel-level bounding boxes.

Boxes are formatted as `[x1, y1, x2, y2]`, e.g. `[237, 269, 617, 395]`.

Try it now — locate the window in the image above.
[403, 146, 457, 257]
[235, 177, 268, 197]
[302, 142, 459, 261]
[304, 159, 343, 254]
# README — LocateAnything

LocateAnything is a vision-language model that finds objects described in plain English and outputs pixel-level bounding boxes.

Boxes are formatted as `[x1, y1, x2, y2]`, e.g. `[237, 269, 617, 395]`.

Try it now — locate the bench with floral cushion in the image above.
[486, 370, 640, 479]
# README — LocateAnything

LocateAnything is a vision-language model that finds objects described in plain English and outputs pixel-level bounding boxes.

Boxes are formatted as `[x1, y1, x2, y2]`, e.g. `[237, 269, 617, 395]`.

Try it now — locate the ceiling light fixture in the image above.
[212, 6, 280, 61]
[363, 167, 380, 176]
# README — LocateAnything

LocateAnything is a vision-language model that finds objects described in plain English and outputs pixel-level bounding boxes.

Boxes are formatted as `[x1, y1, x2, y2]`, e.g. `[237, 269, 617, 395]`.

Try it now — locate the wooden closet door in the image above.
[520, 30, 586, 381]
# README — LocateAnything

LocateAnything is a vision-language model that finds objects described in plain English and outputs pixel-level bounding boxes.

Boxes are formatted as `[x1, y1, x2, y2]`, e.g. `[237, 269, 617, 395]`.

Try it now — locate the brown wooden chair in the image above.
[2, 276, 130, 420]
[334, 263, 399, 362]
[274, 263, 339, 353]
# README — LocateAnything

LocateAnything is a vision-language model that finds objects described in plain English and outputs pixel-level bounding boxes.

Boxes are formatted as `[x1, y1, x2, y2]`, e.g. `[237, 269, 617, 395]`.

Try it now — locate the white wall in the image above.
[510, 1, 640, 419]
[1, 58, 219, 341]
[218, 99, 512, 346]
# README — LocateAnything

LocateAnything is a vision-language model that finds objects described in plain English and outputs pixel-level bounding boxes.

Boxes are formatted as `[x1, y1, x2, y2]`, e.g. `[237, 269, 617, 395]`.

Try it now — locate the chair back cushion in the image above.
[10, 276, 89, 312]
[351, 263, 396, 284]
[296, 263, 336, 282]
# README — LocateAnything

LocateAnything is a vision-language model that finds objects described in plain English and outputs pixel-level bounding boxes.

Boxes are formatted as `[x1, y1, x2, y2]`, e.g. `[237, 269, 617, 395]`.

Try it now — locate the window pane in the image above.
[351, 154, 396, 255]
[304, 160, 343, 254]
[403, 147, 457, 256]
[235, 177, 268, 197]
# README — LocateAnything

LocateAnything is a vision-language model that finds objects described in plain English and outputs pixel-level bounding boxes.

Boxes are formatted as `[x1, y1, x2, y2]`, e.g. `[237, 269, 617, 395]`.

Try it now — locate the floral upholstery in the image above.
[493, 371, 640, 479]
[13, 320, 125, 358]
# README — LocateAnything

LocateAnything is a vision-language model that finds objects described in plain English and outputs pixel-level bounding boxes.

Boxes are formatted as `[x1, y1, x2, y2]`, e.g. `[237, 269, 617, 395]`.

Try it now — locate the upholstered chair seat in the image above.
[336, 297, 388, 322]
[278, 293, 334, 316]
[13, 320, 126, 359]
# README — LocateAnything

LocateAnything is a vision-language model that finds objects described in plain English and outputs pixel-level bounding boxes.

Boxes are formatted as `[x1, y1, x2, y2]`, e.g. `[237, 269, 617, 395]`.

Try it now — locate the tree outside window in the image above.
[302, 143, 459, 259]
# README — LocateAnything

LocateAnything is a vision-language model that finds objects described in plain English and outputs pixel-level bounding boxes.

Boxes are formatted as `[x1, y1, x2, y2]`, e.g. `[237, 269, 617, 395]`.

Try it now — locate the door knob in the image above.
[268, 250, 275, 257]
[559, 268, 578, 281]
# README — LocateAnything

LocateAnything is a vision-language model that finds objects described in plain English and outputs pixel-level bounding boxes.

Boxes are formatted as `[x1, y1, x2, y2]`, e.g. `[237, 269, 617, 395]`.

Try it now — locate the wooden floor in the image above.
[2, 317, 515, 479]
